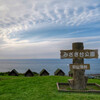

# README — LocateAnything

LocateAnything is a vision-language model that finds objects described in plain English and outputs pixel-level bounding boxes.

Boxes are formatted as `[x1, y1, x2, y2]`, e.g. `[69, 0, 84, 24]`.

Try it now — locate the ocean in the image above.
[0, 59, 100, 75]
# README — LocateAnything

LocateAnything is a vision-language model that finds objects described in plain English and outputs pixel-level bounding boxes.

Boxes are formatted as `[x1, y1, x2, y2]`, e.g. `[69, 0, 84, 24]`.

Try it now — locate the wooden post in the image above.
[68, 42, 88, 89]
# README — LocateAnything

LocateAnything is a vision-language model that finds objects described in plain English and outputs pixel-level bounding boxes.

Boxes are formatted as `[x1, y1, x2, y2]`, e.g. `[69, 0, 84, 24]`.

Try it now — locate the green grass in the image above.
[0, 76, 100, 100]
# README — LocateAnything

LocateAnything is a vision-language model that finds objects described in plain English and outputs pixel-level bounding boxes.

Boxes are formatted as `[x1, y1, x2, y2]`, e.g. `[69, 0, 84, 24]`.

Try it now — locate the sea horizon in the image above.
[0, 59, 100, 75]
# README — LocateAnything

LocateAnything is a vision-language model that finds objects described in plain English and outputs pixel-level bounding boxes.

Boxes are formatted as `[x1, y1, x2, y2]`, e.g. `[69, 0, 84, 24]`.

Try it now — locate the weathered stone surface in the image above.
[68, 42, 88, 90]
[69, 69, 88, 89]
[72, 42, 84, 50]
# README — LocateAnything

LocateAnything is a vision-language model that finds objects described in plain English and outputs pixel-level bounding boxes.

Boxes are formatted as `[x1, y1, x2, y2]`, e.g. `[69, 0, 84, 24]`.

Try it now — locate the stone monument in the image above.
[60, 42, 98, 90]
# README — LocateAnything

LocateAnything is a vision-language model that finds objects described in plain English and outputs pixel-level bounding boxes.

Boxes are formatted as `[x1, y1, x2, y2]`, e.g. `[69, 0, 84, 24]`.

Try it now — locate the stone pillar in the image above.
[68, 42, 88, 90]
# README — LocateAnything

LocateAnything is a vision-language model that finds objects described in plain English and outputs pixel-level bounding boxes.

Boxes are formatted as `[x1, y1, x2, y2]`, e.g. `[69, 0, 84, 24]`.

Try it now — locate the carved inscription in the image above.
[60, 49, 98, 59]
[70, 64, 90, 70]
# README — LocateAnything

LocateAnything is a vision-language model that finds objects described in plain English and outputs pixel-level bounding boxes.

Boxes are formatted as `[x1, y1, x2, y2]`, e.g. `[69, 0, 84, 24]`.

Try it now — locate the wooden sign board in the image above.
[60, 49, 98, 59]
[70, 64, 90, 70]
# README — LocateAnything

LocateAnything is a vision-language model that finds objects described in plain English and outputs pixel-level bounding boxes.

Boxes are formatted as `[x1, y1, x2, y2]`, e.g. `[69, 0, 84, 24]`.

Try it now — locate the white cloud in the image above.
[0, 0, 100, 58]
[0, 36, 100, 59]
[0, 0, 100, 43]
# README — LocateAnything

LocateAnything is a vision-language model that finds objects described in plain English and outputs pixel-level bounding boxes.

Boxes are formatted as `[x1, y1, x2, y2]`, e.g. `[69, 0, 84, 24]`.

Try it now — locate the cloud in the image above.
[0, 0, 100, 58]
[0, 1, 100, 41]
[0, 36, 100, 59]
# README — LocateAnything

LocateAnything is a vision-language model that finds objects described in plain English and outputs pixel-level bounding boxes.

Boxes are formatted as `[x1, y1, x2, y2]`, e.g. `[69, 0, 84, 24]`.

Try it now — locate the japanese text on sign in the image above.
[60, 49, 98, 59]
[70, 64, 90, 70]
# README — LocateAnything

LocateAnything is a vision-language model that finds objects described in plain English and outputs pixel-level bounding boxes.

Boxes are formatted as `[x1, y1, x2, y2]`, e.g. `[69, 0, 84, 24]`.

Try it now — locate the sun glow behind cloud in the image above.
[0, 0, 100, 59]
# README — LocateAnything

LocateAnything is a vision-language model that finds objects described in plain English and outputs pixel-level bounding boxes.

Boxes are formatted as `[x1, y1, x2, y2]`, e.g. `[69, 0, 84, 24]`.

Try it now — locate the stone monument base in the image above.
[57, 82, 100, 93]
[68, 70, 88, 90]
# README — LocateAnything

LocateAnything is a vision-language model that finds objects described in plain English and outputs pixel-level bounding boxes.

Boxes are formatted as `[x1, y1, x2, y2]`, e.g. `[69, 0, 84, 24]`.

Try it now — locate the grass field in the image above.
[0, 76, 100, 100]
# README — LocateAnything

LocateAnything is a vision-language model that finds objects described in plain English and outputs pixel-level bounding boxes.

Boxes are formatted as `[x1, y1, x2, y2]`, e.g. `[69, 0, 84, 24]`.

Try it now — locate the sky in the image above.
[0, 0, 100, 59]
